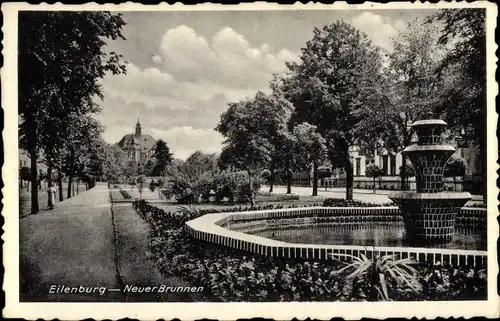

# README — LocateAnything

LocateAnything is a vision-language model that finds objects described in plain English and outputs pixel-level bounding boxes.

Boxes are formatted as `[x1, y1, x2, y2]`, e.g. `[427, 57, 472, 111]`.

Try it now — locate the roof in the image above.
[117, 134, 157, 152]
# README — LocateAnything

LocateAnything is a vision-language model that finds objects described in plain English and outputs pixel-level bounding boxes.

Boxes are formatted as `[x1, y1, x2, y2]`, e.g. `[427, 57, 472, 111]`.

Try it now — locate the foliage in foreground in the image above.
[133, 200, 487, 302]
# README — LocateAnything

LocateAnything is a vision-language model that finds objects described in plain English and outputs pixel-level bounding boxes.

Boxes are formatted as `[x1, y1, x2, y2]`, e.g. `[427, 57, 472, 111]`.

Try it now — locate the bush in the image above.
[120, 189, 131, 199]
[462, 175, 484, 195]
[213, 170, 264, 204]
[149, 180, 157, 192]
[323, 198, 393, 207]
[169, 175, 197, 204]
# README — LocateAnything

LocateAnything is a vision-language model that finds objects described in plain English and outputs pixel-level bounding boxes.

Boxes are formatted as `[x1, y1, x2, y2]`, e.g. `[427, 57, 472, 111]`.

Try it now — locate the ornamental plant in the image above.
[334, 252, 421, 301]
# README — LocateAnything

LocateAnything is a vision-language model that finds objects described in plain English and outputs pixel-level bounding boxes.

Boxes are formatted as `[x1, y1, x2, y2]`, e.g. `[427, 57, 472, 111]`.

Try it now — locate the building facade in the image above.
[314, 135, 481, 191]
[116, 120, 157, 164]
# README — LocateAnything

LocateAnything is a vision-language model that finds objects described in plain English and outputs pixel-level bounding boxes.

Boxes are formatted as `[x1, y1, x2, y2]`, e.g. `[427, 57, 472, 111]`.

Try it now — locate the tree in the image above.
[182, 151, 218, 178]
[18, 11, 127, 213]
[61, 116, 104, 199]
[292, 122, 327, 196]
[152, 139, 173, 177]
[444, 156, 467, 191]
[136, 175, 145, 199]
[217, 92, 289, 206]
[144, 158, 156, 177]
[102, 144, 125, 183]
[318, 166, 333, 191]
[282, 21, 384, 200]
[367, 19, 444, 191]
[428, 9, 486, 202]
[19, 167, 31, 189]
[399, 162, 416, 190]
[123, 161, 138, 183]
[366, 164, 384, 193]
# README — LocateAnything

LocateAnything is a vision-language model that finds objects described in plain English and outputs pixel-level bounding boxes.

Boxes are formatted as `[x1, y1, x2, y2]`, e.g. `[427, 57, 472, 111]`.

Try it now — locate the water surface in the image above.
[253, 223, 486, 250]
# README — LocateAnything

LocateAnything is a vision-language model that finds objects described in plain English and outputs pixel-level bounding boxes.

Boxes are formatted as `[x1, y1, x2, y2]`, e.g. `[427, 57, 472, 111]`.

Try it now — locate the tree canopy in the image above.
[153, 139, 174, 176]
[18, 11, 127, 213]
[281, 21, 385, 199]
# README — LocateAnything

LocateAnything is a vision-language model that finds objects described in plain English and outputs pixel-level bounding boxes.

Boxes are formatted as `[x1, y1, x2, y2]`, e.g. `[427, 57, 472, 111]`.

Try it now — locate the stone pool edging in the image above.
[185, 206, 487, 267]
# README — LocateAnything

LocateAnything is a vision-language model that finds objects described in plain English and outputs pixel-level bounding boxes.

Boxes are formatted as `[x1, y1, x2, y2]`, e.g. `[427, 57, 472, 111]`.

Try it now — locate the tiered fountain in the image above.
[389, 119, 471, 243]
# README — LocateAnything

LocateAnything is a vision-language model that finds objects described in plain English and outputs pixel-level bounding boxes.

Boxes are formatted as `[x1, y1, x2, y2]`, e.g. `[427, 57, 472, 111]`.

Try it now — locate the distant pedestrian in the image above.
[47, 184, 57, 209]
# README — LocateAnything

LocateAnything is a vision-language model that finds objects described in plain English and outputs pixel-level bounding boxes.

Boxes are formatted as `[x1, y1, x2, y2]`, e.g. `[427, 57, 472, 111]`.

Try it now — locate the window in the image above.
[382, 155, 388, 176]
[390, 155, 396, 176]
[355, 158, 361, 176]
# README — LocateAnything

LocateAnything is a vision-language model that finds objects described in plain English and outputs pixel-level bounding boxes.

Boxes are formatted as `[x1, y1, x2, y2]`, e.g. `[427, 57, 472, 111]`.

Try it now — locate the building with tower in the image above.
[116, 119, 157, 164]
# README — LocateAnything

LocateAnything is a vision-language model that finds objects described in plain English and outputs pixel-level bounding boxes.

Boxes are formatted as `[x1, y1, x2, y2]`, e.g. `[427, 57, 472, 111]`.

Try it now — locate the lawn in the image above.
[112, 204, 203, 302]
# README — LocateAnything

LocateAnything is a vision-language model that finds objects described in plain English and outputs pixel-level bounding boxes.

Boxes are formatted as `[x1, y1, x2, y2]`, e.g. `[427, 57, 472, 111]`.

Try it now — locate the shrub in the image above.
[213, 170, 263, 204]
[120, 189, 131, 199]
[462, 175, 484, 195]
[323, 198, 393, 207]
[149, 179, 157, 192]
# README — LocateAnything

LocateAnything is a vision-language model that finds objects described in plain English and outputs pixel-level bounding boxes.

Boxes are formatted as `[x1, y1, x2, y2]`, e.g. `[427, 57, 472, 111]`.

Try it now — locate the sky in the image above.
[96, 9, 439, 160]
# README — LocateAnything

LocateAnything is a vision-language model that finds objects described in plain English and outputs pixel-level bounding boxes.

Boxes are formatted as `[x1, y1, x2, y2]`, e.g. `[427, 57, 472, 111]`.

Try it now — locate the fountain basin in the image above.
[185, 206, 487, 267]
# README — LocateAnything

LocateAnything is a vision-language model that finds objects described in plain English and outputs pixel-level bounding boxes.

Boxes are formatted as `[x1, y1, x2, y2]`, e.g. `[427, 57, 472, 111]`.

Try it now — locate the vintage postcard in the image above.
[2, 1, 498, 320]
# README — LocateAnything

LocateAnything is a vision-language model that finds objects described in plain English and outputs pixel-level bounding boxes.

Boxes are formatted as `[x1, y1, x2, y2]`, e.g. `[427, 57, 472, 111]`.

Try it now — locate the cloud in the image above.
[151, 127, 224, 160]
[98, 25, 299, 159]
[158, 25, 300, 88]
[351, 12, 406, 51]
[152, 55, 162, 64]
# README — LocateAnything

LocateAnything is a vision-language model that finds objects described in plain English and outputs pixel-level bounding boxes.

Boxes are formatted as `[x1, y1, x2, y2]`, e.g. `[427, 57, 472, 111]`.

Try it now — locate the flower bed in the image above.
[133, 200, 487, 302]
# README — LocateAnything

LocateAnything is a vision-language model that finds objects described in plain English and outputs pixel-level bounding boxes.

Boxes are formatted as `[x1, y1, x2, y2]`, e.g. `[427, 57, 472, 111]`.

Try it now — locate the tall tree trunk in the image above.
[312, 161, 318, 196]
[67, 175, 73, 199]
[47, 163, 53, 186]
[373, 178, 376, 193]
[345, 155, 354, 200]
[400, 154, 407, 191]
[286, 164, 292, 194]
[28, 147, 39, 213]
[269, 168, 274, 193]
[58, 169, 64, 202]
[77, 179, 80, 195]
[480, 140, 486, 204]
[247, 170, 255, 207]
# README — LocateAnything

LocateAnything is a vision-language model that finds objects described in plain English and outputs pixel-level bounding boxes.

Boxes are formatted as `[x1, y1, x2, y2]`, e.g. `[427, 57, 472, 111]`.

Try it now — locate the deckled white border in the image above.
[2, 2, 498, 320]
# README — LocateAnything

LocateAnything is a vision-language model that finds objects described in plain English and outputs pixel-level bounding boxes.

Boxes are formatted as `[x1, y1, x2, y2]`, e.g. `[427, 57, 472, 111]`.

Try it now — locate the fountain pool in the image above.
[185, 206, 487, 267]
[253, 223, 486, 250]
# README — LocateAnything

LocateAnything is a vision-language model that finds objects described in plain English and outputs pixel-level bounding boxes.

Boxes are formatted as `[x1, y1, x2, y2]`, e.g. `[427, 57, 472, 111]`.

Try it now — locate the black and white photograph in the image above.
[2, 2, 498, 320]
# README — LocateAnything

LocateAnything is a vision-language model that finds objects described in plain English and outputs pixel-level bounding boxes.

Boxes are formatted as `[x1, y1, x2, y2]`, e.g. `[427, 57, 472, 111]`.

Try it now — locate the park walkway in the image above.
[261, 185, 483, 204]
[20, 183, 196, 302]
[20, 183, 120, 301]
